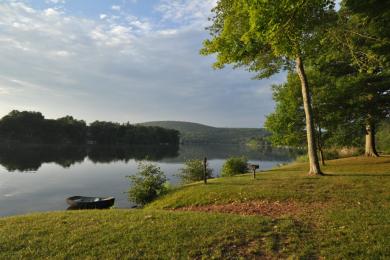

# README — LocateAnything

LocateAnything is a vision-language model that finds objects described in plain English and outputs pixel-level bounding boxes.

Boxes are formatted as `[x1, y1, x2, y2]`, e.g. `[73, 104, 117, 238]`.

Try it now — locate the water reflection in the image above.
[168, 144, 294, 162]
[0, 145, 294, 172]
[0, 144, 179, 172]
[0, 144, 296, 216]
[88, 145, 179, 163]
[0, 144, 295, 172]
[0, 145, 85, 172]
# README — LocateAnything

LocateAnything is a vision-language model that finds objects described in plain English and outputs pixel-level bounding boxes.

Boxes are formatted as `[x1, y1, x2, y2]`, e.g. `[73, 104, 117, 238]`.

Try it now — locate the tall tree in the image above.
[265, 70, 365, 163]
[323, 0, 390, 156]
[201, 0, 336, 175]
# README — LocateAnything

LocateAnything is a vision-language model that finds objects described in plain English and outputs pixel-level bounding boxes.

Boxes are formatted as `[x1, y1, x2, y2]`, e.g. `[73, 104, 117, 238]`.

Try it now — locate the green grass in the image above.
[0, 210, 313, 259]
[1, 156, 390, 259]
[149, 156, 390, 208]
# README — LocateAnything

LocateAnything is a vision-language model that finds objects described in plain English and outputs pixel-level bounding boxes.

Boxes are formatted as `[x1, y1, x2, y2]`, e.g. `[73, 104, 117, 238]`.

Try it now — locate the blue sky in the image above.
[0, 0, 287, 127]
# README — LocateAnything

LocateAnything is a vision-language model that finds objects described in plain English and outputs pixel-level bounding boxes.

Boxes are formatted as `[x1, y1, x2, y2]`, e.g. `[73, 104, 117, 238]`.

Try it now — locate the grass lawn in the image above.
[1, 156, 389, 259]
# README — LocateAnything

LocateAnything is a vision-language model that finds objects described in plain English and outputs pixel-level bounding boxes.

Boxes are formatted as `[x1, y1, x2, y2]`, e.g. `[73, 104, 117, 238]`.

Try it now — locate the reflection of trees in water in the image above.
[161, 144, 296, 163]
[0, 145, 86, 172]
[0, 144, 295, 172]
[0, 144, 179, 172]
[87, 145, 179, 163]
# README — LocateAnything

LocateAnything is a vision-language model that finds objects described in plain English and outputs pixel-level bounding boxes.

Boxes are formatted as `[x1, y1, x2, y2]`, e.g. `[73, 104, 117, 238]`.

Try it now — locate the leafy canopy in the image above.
[265, 73, 306, 147]
[314, 0, 390, 127]
[265, 71, 366, 148]
[201, 0, 336, 78]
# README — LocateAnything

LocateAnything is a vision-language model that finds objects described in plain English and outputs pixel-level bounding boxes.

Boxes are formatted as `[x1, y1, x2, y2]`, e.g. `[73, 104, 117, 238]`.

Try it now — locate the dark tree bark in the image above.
[365, 121, 379, 157]
[296, 56, 323, 175]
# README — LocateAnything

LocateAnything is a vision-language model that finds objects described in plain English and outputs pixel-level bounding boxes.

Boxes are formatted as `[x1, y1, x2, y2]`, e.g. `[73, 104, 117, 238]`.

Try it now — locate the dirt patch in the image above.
[173, 200, 326, 218]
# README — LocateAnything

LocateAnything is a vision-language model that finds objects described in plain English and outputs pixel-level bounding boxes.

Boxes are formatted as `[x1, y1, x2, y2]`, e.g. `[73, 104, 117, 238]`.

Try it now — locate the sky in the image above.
[0, 0, 287, 128]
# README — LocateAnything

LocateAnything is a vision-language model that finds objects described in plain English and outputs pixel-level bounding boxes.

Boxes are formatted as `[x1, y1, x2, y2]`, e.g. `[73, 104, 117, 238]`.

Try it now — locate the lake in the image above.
[0, 144, 295, 217]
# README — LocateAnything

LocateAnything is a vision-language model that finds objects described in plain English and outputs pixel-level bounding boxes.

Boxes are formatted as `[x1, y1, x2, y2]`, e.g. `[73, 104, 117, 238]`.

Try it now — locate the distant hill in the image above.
[140, 121, 269, 144]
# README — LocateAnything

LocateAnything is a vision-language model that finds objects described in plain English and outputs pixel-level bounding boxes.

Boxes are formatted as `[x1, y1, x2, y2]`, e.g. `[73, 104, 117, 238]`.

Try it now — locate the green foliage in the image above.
[0, 110, 180, 146]
[177, 159, 213, 184]
[336, 0, 390, 73]
[141, 121, 268, 144]
[0, 110, 87, 144]
[201, 0, 336, 173]
[246, 136, 270, 149]
[128, 162, 168, 205]
[221, 157, 248, 177]
[327, 71, 390, 144]
[265, 73, 306, 147]
[377, 120, 390, 154]
[264, 71, 366, 149]
[264, 7, 390, 151]
[201, 0, 335, 78]
[317, 0, 390, 143]
[88, 121, 179, 145]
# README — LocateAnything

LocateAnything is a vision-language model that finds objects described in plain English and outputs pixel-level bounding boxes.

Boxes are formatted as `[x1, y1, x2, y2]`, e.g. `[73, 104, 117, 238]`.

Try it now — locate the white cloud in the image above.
[157, 29, 178, 36]
[9, 2, 35, 14]
[43, 8, 61, 17]
[90, 24, 134, 47]
[155, 0, 217, 28]
[50, 50, 73, 57]
[100, 14, 108, 20]
[0, 1, 281, 127]
[126, 15, 151, 33]
[111, 5, 121, 11]
[46, 0, 66, 4]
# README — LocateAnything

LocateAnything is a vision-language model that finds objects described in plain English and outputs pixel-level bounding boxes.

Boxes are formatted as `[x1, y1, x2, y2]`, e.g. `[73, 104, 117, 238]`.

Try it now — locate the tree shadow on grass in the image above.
[265, 218, 319, 259]
[324, 173, 390, 177]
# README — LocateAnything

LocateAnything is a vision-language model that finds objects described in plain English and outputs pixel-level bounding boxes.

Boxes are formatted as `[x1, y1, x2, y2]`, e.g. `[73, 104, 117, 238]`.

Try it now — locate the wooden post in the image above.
[249, 164, 259, 179]
[203, 157, 207, 184]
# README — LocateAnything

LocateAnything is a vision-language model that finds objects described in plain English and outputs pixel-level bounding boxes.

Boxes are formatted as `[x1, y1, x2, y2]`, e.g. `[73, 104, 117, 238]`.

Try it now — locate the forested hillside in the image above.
[0, 111, 179, 146]
[140, 121, 268, 144]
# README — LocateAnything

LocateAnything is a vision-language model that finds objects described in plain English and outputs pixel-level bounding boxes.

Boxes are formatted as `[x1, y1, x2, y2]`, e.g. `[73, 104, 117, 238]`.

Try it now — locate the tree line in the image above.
[202, 0, 389, 175]
[0, 110, 180, 145]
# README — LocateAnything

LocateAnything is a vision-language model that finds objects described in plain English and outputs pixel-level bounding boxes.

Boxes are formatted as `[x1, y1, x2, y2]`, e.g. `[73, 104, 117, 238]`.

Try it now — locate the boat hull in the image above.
[66, 196, 115, 209]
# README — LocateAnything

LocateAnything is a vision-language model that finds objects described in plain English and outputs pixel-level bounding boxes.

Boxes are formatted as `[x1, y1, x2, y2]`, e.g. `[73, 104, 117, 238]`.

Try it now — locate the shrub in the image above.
[221, 157, 249, 177]
[177, 159, 213, 184]
[295, 154, 309, 163]
[128, 162, 167, 206]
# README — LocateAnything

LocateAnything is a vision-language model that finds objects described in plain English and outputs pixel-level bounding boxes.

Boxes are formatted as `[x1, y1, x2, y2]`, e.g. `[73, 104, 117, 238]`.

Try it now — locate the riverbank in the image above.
[1, 156, 389, 259]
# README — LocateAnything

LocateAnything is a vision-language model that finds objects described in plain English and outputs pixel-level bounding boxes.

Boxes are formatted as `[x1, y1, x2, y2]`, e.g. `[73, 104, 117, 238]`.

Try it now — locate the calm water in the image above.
[0, 144, 294, 217]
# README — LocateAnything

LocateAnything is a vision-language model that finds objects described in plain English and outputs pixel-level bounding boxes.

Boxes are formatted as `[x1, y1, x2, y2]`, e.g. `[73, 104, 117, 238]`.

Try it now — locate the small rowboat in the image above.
[66, 196, 115, 209]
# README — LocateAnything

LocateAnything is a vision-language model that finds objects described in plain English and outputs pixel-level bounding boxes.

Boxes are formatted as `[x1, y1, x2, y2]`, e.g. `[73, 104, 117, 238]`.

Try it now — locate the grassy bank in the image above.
[1, 156, 389, 259]
[149, 156, 390, 208]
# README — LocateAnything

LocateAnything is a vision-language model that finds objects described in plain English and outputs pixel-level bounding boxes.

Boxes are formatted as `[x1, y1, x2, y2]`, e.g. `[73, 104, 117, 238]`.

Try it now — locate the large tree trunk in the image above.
[365, 121, 379, 157]
[296, 56, 323, 175]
